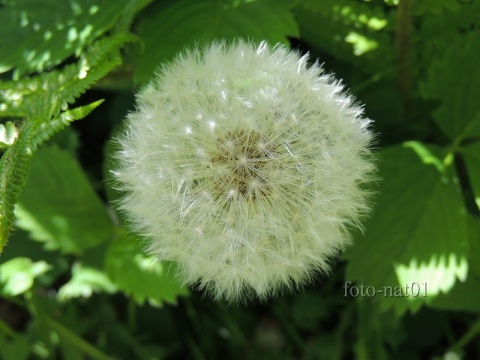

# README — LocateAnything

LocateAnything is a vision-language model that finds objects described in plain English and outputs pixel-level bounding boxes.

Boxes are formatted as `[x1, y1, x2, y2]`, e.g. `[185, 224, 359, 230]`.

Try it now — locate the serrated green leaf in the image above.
[345, 142, 469, 316]
[58, 262, 117, 301]
[420, 33, 480, 141]
[32, 100, 104, 148]
[0, 34, 131, 119]
[0, 119, 38, 252]
[0, 257, 51, 296]
[0, 0, 131, 78]
[105, 230, 188, 306]
[418, 1, 480, 42]
[134, 0, 299, 84]
[15, 145, 114, 253]
[429, 273, 480, 312]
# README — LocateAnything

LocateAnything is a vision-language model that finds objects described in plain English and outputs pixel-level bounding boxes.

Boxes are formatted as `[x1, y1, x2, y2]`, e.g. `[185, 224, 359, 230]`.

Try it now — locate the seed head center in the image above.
[210, 130, 276, 199]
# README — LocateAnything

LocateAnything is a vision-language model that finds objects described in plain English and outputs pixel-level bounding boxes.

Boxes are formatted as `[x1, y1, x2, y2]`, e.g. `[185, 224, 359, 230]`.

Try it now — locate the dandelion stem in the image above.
[451, 317, 480, 352]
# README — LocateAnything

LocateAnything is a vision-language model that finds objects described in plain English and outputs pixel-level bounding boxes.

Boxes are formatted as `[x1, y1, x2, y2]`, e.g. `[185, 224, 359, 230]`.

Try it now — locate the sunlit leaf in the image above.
[293, 0, 393, 74]
[0, 0, 132, 78]
[105, 230, 188, 306]
[430, 273, 480, 312]
[58, 262, 117, 301]
[345, 142, 469, 316]
[0, 257, 51, 296]
[0, 122, 18, 149]
[15, 145, 114, 253]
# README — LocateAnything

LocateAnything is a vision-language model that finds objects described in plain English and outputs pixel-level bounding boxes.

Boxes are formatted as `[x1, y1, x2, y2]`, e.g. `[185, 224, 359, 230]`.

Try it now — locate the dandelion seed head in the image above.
[114, 40, 376, 302]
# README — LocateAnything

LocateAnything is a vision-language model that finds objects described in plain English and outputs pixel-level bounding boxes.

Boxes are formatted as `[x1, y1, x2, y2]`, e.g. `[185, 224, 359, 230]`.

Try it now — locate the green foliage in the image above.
[134, 0, 299, 84]
[105, 230, 188, 306]
[462, 142, 480, 209]
[0, 257, 51, 296]
[58, 262, 117, 301]
[0, 14, 137, 250]
[0, 0, 480, 358]
[15, 145, 114, 253]
[0, 0, 132, 78]
[345, 142, 469, 316]
[0, 34, 134, 119]
[420, 32, 480, 141]
[293, 0, 393, 75]
[0, 120, 37, 250]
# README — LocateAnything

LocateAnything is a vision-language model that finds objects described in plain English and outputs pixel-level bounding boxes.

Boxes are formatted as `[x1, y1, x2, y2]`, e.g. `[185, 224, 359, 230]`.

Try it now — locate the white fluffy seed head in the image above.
[113, 40, 376, 302]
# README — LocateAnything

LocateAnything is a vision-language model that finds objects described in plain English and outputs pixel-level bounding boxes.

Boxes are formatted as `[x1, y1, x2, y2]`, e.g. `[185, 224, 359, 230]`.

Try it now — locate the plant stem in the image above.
[451, 317, 480, 352]
[0, 317, 16, 338]
[36, 307, 112, 360]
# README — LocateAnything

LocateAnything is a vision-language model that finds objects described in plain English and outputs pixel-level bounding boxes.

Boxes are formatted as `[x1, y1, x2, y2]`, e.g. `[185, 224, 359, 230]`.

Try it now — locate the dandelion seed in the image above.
[113, 40, 376, 302]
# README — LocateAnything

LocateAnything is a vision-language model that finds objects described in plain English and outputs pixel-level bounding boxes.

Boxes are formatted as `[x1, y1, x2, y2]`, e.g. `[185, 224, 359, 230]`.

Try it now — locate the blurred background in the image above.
[1, 0, 479, 359]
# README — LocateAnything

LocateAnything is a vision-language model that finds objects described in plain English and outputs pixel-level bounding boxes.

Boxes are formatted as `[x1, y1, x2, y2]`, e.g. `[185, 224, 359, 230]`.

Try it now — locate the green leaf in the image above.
[0, 34, 131, 119]
[420, 33, 480, 141]
[412, 0, 459, 15]
[0, 257, 51, 296]
[462, 141, 480, 211]
[465, 215, 480, 277]
[0, 333, 30, 360]
[134, 0, 299, 84]
[429, 273, 480, 312]
[293, 0, 393, 74]
[105, 229, 188, 306]
[0, 119, 38, 252]
[345, 142, 469, 316]
[31, 100, 104, 148]
[15, 145, 114, 253]
[58, 262, 117, 301]
[0, 0, 131, 78]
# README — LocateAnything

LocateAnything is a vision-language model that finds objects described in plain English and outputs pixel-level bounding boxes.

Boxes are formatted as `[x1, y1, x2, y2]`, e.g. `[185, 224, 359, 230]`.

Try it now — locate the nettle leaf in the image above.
[0, 257, 51, 296]
[430, 273, 480, 312]
[134, 0, 299, 84]
[105, 230, 188, 306]
[420, 33, 480, 141]
[418, 1, 480, 42]
[0, 0, 131, 78]
[58, 262, 117, 301]
[15, 145, 114, 253]
[345, 142, 469, 316]
[293, 0, 393, 74]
